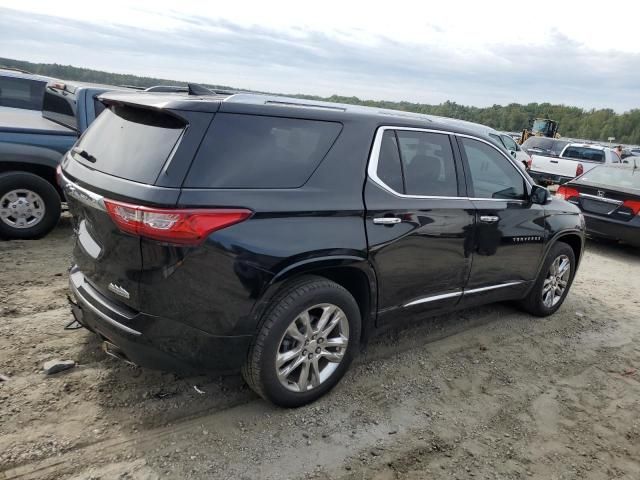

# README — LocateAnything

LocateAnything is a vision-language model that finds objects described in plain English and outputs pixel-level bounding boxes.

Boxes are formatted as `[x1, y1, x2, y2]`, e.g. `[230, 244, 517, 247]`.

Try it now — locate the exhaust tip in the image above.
[102, 341, 137, 366]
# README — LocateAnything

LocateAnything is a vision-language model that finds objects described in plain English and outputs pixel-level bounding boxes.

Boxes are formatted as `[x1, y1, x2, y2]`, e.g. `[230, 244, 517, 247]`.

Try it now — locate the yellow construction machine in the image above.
[518, 118, 560, 145]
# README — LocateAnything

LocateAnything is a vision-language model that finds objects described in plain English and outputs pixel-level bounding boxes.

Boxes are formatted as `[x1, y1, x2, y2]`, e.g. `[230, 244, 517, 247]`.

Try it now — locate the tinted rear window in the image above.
[73, 105, 185, 184]
[0, 76, 45, 110]
[185, 114, 342, 188]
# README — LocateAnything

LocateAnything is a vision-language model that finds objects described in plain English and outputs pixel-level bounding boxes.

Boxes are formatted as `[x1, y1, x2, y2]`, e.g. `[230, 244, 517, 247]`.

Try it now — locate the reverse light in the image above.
[576, 163, 584, 177]
[622, 200, 640, 216]
[103, 199, 252, 245]
[556, 185, 580, 200]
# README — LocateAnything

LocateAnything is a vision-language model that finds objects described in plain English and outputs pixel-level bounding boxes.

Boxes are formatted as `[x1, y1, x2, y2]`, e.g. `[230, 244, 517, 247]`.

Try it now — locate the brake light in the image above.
[622, 200, 640, 216]
[576, 163, 584, 177]
[526, 156, 532, 169]
[556, 185, 579, 200]
[103, 199, 252, 245]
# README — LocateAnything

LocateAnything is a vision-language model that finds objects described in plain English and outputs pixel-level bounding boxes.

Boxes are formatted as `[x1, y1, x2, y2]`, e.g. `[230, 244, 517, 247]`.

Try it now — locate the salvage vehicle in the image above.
[556, 164, 639, 247]
[520, 136, 569, 158]
[0, 81, 128, 239]
[61, 91, 585, 407]
[529, 142, 621, 185]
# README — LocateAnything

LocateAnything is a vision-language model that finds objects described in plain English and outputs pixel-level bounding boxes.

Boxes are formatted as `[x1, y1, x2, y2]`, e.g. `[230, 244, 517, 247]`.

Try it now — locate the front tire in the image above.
[0, 172, 61, 240]
[519, 242, 576, 317]
[242, 276, 361, 407]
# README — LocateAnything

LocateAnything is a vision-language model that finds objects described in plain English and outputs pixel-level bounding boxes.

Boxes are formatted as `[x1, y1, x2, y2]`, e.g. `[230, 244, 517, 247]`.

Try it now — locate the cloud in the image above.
[1, 7, 638, 111]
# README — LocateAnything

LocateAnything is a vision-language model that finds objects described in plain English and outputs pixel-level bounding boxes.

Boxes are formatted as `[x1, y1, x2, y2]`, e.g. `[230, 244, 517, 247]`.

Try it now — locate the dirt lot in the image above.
[1, 216, 639, 480]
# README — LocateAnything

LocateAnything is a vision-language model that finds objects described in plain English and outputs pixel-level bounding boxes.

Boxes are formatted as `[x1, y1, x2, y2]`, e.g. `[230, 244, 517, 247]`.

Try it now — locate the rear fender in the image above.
[251, 255, 378, 345]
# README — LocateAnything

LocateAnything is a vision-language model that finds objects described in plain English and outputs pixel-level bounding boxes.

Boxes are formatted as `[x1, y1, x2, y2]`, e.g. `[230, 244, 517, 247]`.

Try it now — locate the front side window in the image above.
[395, 131, 458, 196]
[460, 137, 526, 200]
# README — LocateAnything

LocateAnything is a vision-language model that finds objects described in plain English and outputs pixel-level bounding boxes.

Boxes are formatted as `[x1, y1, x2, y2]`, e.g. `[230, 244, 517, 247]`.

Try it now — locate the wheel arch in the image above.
[252, 256, 378, 346]
[0, 163, 62, 198]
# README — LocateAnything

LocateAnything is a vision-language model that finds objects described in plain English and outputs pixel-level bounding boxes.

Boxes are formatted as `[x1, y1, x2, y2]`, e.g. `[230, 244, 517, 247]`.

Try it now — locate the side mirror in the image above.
[530, 184, 552, 205]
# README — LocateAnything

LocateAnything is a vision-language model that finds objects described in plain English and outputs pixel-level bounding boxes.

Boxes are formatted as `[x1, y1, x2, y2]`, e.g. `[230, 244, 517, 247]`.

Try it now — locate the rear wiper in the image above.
[72, 147, 96, 163]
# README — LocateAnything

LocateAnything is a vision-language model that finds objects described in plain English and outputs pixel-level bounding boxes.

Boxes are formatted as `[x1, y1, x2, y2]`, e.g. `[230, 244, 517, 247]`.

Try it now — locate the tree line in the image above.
[3, 57, 639, 144]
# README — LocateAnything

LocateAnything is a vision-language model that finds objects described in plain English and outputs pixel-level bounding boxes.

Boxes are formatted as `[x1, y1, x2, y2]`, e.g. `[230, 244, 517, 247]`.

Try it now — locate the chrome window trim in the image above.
[367, 126, 532, 202]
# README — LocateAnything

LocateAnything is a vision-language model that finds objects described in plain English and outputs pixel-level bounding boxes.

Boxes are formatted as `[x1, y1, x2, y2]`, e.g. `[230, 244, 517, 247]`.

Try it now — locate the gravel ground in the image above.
[1, 216, 639, 480]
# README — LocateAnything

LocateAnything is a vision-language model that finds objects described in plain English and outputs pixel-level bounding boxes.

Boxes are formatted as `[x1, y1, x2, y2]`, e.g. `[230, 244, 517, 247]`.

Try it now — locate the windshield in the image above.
[578, 166, 640, 191]
[532, 119, 551, 134]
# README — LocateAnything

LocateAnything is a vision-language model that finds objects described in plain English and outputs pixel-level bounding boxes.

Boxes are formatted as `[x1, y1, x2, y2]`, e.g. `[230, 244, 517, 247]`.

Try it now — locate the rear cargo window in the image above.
[73, 105, 185, 184]
[0, 76, 45, 110]
[185, 114, 342, 188]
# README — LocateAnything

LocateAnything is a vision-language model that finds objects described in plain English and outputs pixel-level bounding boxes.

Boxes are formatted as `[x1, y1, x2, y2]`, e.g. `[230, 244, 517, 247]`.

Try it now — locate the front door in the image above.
[364, 127, 475, 324]
[456, 136, 545, 303]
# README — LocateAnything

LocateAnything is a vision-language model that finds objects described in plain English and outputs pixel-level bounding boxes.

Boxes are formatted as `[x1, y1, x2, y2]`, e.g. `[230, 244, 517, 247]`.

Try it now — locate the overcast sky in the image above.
[1, 0, 639, 111]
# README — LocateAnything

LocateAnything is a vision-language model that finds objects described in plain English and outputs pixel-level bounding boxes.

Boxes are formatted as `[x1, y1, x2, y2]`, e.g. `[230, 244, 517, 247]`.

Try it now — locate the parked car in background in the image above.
[530, 143, 621, 185]
[521, 137, 570, 158]
[490, 132, 532, 171]
[0, 68, 58, 111]
[0, 81, 129, 239]
[556, 164, 639, 247]
[61, 90, 585, 407]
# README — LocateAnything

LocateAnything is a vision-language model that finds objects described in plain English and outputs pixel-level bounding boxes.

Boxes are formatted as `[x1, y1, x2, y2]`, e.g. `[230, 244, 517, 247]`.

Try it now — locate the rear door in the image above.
[62, 103, 207, 310]
[457, 135, 545, 302]
[364, 127, 475, 324]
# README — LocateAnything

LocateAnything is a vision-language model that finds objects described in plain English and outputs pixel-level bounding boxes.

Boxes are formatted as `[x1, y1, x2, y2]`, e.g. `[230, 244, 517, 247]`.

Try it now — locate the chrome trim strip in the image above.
[578, 192, 623, 205]
[463, 281, 524, 295]
[403, 291, 462, 308]
[367, 126, 532, 201]
[71, 280, 141, 336]
[60, 171, 106, 212]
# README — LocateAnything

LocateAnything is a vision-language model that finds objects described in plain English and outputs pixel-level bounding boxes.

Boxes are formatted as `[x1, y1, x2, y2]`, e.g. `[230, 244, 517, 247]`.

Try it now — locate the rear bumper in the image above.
[583, 213, 640, 247]
[529, 170, 573, 185]
[69, 267, 253, 374]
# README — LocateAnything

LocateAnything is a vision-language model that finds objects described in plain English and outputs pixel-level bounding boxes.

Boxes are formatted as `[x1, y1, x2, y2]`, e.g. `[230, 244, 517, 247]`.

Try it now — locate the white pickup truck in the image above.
[529, 143, 621, 185]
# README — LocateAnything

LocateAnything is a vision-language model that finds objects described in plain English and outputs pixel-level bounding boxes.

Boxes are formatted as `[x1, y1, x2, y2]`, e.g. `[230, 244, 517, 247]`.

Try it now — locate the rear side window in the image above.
[0, 76, 45, 110]
[376, 130, 404, 193]
[460, 137, 526, 200]
[185, 114, 342, 188]
[501, 135, 519, 151]
[396, 131, 458, 197]
[74, 105, 186, 184]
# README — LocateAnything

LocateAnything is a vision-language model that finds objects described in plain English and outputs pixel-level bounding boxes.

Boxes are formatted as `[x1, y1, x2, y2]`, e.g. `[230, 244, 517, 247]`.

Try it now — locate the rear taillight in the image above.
[526, 156, 532, 170]
[103, 199, 252, 245]
[576, 163, 584, 177]
[622, 200, 640, 216]
[556, 185, 580, 200]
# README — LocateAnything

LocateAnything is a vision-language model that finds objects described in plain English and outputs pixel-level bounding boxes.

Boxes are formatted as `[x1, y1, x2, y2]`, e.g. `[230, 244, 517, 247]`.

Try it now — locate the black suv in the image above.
[61, 92, 585, 407]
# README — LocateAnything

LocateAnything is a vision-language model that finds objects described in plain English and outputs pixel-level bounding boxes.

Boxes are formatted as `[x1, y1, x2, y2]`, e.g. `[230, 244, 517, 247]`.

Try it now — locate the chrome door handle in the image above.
[479, 215, 499, 223]
[373, 217, 402, 225]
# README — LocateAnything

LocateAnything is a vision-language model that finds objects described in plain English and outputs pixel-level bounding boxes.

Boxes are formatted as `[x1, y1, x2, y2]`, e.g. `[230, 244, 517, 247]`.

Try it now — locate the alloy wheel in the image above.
[275, 303, 349, 392]
[542, 254, 571, 308]
[0, 189, 46, 229]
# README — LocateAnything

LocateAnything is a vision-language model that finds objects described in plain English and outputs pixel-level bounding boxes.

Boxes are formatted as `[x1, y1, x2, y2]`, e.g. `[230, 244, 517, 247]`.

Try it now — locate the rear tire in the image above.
[242, 276, 361, 407]
[0, 172, 61, 240]
[518, 242, 576, 317]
